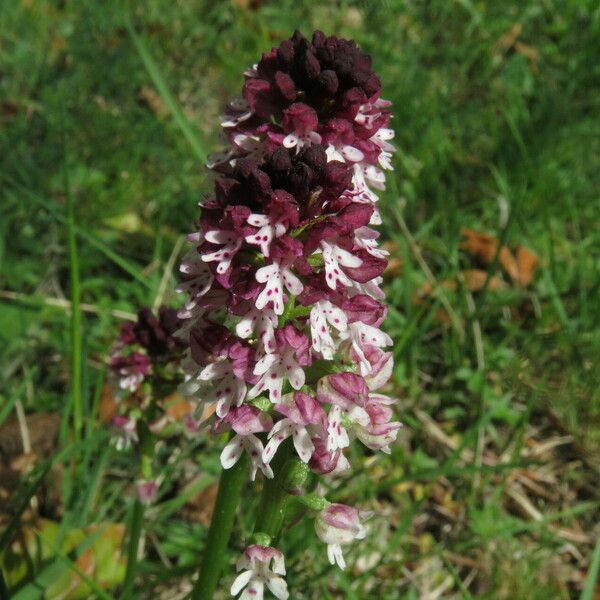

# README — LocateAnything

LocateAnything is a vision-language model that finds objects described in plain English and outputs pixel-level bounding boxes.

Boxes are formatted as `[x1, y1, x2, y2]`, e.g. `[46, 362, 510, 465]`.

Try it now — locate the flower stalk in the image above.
[121, 422, 156, 598]
[191, 453, 249, 600]
[253, 442, 309, 541]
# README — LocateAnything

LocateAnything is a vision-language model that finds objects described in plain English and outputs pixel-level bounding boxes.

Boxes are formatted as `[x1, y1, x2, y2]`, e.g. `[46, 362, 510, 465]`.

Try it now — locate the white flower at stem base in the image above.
[315, 504, 367, 570]
[135, 479, 159, 505]
[231, 545, 289, 600]
[110, 415, 138, 451]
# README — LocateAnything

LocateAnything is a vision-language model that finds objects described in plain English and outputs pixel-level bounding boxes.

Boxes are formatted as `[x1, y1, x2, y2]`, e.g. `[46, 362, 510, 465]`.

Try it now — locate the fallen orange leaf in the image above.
[414, 269, 507, 324]
[515, 245, 539, 287]
[460, 228, 538, 287]
[415, 269, 507, 300]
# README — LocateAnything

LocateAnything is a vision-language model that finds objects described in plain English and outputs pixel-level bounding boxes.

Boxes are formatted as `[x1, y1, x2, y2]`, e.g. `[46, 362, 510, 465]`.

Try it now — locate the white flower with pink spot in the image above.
[201, 230, 242, 275]
[340, 322, 392, 376]
[263, 392, 325, 464]
[245, 214, 287, 257]
[255, 261, 303, 315]
[198, 360, 247, 418]
[218, 406, 274, 481]
[354, 226, 389, 259]
[248, 326, 310, 403]
[283, 129, 322, 152]
[177, 251, 214, 308]
[315, 504, 367, 570]
[248, 348, 304, 404]
[231, 545, 289, 600]
[236, 306, 278, 354]
[309, 300, 348, 359]
[321, 241, 362, 290]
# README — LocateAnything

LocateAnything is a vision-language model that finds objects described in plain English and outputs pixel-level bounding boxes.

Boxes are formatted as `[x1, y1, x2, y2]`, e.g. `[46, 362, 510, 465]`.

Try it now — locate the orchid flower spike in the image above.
[175, 30, 402, 596]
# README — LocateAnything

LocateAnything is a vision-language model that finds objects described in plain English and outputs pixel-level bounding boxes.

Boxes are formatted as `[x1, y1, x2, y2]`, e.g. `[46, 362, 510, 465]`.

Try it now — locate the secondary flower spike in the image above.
[177, 30, 401, 595]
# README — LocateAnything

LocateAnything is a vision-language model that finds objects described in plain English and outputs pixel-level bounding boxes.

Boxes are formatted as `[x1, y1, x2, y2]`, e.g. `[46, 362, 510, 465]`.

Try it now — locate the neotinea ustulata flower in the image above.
[174, 29, 402, 600]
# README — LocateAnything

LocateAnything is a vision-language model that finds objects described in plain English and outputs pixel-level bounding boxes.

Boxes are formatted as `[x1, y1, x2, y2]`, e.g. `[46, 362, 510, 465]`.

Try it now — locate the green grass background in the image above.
[1, 0, 599, 598]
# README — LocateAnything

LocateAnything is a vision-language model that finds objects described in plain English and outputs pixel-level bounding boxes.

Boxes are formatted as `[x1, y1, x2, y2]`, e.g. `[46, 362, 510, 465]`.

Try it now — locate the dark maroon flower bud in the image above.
[221, 205, 253, 235]
[268, 146, 293, 173]
[268, 190, 300, 228]
[190, 322, 233, 366]
[311, 30, 326, 48]
[282, 103, 318, 135]
[270, 235, 304, 260]
[335, 203, 373, 230]
[215, 177, 242, 206]
[133, 307, 185, 359]
[257, 48, 280, 79]
[316, 69, 339, 97]
[335, 87, 368, 120]
[341, 295, 385, 326]
[343, 250, 387, 283]
[119, 322, 137, 346]
[295, 45, 321, 83]
[158, 306, 182, 336]
[363, 73, 381, 98]
[274, 71, 297, 101]
[277, 39, 295, 69]
[299, 145, 327, 175]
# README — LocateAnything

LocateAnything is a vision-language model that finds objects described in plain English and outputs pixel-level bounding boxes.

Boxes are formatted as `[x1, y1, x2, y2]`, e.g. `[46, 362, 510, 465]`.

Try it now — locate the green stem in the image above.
[191, 453, 249, 600]
[121, 499, 145, 597]
[63, 122, 83, 443]
[253, 442, 309, 542]
[121, 423, 154, 598]
[0, 567, 9, 600]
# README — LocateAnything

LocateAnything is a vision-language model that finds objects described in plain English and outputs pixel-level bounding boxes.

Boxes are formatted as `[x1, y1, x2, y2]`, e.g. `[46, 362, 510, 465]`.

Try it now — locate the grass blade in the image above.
[0, 569, 9, 600]
[581, 535, 600, 600]
[0, 395, 17, 428]
[0, 459, 54, 554]
[62, 117, 83, 443]
[120, 499, 145, 598]
[10, 524, 108, 600]
[4, 178, 152, 288]
[124, 15, 209, 165]
[0, 439, 92, 554]
[66, 224, 150, 289]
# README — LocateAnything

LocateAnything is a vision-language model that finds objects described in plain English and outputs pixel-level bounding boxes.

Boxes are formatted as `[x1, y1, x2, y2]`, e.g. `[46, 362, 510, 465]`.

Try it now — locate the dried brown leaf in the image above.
[460, 228, 501, 264]
[515, 245, 539, 286]
[460, 228, 538, 287]
[139, 86, 169, 118]
[494, 23, 523, 52]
